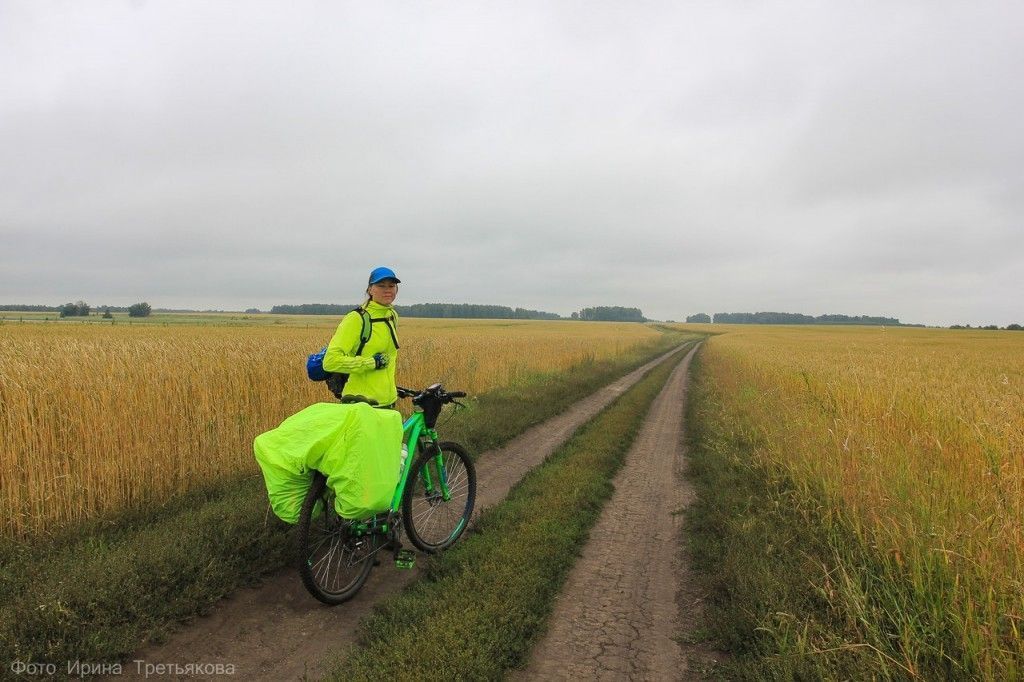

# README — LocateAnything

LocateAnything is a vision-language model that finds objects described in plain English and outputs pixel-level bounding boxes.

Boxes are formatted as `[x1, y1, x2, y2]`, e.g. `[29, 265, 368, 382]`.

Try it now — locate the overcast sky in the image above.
[1, 2, 1021, 325]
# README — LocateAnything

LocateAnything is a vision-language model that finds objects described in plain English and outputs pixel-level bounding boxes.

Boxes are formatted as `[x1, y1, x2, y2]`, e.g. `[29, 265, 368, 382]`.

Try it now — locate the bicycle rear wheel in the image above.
[401, 441, 476, 553]
[296, 472, 375, 604]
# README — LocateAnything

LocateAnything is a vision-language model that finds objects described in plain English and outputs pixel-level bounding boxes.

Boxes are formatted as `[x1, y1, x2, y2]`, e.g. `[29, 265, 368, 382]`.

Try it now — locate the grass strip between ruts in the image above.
[329, 341, 692, 680]
[0, 331, 698, 670]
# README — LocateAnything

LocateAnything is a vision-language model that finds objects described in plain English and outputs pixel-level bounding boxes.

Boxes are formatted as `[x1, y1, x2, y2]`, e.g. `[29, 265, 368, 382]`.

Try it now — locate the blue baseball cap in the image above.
[368, 266, 401, 284]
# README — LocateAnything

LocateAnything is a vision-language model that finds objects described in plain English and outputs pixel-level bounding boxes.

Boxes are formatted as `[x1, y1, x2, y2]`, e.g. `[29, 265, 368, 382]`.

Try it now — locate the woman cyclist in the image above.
[322, 267, 401, 408]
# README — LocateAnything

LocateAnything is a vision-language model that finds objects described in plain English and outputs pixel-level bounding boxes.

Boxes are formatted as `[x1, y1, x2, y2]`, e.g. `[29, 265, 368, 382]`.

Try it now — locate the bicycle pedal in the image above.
[394, 549, 415, 569]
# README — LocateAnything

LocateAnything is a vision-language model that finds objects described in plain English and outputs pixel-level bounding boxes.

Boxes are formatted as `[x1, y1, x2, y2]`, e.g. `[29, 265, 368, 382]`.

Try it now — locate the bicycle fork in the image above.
[419, 442, 453, 503]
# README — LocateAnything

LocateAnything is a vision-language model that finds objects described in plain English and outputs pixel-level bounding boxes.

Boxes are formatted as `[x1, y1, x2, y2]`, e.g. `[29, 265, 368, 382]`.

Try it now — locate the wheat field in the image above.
[0, 317, 660, 538]
[690, 324, 1024, 677]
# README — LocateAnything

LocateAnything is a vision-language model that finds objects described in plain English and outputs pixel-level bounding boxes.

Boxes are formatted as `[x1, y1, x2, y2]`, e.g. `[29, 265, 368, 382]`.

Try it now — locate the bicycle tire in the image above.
[296, 472, 375, 604]
[401, 441, 476, 553]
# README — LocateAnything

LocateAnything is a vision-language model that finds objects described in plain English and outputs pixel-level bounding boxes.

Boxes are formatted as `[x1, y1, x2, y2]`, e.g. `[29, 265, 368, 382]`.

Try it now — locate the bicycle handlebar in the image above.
[396, 384, 467, 403]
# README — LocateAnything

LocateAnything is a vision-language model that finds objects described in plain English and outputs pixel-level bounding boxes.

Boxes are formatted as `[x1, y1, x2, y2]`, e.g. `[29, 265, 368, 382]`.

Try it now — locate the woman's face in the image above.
[368, 280, 399, 306]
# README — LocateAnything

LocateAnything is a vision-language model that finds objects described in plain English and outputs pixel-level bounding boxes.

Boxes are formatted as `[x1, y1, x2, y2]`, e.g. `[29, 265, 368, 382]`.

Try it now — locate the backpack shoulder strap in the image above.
[354, 307, 373, 356]
[380, 314, 399, 350]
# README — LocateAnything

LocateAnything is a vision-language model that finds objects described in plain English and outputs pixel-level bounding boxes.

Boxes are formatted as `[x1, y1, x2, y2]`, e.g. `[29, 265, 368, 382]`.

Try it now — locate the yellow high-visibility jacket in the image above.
[322, 300, 400, 407]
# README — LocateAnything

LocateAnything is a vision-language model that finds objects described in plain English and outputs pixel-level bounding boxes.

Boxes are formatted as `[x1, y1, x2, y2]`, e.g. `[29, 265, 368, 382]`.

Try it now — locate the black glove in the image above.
[372, 352, 389, 369]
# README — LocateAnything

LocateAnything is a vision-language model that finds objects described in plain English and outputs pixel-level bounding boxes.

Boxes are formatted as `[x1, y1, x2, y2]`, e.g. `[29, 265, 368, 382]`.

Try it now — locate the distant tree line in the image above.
[682, 311, 1024, 330]
[0, 304, 59, 312]
[270, 303, 349, 315]
[399, 303, 561, 319]
[573, 306, 646, 322]
[270, 302, 561, 320]
[950, 323, 1022, 331]
[691, 311, 906, 326]
[1, 301, 153, 318]
[273, 302, 653, 322]
[271, 302, 652, 322]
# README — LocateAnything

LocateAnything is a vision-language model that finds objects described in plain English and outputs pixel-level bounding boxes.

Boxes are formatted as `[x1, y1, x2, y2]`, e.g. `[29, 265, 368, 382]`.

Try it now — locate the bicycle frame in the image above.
[391, 412, 432, 508]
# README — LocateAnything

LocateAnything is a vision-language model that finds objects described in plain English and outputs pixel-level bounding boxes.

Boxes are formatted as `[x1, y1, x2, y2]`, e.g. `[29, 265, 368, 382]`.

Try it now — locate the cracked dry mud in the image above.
[114, 343, 691, 681]
[517, 344, 715, 681]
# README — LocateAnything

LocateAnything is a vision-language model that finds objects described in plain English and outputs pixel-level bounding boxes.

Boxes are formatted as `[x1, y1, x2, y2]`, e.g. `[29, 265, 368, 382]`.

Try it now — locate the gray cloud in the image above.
[2, 1, 1022, 325]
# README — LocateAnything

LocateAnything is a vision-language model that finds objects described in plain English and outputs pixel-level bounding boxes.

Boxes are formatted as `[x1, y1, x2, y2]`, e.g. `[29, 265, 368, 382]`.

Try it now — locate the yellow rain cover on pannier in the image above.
[253, 402, 402, 523]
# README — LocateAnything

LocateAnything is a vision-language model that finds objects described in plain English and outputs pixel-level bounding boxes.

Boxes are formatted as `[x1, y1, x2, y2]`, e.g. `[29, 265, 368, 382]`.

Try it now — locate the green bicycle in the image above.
[296, 383, 477, 605]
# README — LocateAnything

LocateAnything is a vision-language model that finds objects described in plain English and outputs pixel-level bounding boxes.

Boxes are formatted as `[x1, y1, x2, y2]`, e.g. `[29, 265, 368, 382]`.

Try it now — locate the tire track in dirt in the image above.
[118, 343, 694, 681]
[516, 343, 713, 681]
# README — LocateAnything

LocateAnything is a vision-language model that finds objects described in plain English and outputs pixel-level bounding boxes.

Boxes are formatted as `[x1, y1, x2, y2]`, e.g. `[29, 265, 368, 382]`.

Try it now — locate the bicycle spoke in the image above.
[307, 529, 337, 559]
[314, 536, 338, 588]
[411, 504, 443, 528]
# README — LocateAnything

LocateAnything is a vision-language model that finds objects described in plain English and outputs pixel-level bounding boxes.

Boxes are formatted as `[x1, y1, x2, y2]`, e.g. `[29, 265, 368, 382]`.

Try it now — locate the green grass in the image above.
[0, 331, 697, 669]
[329, 342, 694, 680]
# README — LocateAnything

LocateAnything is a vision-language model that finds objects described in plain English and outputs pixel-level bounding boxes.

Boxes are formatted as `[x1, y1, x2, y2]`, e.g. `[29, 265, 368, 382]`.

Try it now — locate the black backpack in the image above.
[306, 307, 399, 399]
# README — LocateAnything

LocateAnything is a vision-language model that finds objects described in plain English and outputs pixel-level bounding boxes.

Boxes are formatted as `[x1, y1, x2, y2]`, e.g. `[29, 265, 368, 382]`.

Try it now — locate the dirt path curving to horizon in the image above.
[516, 343, 717, 681]
[117, 342, 694, 681]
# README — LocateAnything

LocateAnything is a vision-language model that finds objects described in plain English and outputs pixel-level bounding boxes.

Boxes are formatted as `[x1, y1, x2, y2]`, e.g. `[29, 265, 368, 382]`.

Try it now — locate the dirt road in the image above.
[516, 344, 713, 680]
[121, 343, 692, 681]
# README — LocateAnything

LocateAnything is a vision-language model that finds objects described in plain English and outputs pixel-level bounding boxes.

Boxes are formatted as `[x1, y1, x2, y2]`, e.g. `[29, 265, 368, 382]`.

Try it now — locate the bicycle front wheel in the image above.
[402, 441, 477, 553]
[296, 472, 375, 605]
